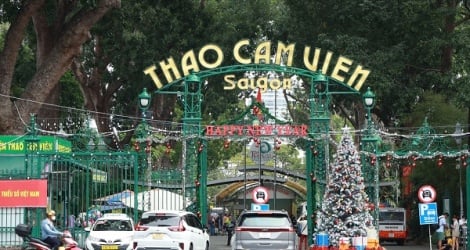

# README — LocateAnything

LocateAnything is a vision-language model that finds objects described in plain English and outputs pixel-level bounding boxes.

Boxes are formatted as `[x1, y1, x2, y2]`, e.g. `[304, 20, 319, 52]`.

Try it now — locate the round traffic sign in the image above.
[418, 185, 437, 203]
[252, 186, 269, 204]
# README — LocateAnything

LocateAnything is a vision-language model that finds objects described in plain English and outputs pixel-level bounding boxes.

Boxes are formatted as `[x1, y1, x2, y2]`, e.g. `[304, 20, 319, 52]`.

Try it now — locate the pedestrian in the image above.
[459, 215, 467, 228]
[436, 213, 449, 250]
[291, 214, 297, 228]
[297, 215, 308, 250]
[452, 215, 460, 250]
[226, 217, 235, 246]
[208, 215, 216, 236]
[459, 215, 467, 243]
[223, 213, 230, 235]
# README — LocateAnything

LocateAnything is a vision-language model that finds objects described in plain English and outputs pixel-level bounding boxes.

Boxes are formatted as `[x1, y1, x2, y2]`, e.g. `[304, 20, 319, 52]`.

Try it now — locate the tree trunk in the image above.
[0, 0, 46, 134]
[0, 0, 121, 134]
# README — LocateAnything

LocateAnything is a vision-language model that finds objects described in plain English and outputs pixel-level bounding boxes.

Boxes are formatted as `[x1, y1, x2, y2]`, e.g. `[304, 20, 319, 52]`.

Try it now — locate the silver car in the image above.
[231, 210, 297, 250]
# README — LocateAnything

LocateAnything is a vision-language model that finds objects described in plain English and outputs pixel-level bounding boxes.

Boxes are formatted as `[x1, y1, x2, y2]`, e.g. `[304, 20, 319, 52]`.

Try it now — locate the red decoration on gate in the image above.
[223, 139, 230, 149]
[437, 155, 443, 167]
[462, 154, 468, 167]
[165, 142, 171, 154]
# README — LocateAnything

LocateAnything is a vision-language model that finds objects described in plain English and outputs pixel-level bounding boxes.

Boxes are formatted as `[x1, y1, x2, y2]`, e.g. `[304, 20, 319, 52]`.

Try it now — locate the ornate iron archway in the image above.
[146, 64, 362, 244]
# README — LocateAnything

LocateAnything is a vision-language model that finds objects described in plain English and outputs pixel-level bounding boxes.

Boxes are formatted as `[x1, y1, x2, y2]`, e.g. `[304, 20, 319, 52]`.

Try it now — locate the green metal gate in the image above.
[0, 142, 186, 248]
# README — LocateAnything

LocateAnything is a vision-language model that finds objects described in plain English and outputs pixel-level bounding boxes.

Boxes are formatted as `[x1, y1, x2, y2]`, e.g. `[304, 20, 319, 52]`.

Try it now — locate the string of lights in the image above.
[1, 93, 468, 156]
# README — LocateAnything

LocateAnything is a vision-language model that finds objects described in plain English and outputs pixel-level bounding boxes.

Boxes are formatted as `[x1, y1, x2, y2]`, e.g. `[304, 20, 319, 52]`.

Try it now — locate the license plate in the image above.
[388, 233, 394, 237]
[101, 245, 118, 250]
[152, 233, 164, 239]
[259, 232, 271, 238]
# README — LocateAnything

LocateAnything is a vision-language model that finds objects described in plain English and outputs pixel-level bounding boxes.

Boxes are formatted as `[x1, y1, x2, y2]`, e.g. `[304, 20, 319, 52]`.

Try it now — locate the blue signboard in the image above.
[419, 202, 438, 225]
[251, 203, 269, 211]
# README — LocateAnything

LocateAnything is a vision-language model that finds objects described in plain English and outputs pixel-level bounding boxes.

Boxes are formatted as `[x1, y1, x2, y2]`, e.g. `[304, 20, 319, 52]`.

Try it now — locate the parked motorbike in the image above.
[15, 224, 81, 250]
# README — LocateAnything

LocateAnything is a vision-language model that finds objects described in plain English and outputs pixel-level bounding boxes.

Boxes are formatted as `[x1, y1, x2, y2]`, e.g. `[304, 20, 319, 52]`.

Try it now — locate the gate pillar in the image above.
[306, 72, 331, 245]
[182, 74, 207, 224]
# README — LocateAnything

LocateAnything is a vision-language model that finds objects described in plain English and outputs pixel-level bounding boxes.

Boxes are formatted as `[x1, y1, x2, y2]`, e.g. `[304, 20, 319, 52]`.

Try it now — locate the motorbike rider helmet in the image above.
[46, 210, 56, 217]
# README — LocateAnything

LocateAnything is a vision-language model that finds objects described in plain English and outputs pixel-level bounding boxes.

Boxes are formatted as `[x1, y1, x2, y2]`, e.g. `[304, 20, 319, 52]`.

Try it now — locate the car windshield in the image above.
[379, 212, 405, 222]
[140, 214, 180, 227]
[93, 219, 132, 231]
[239, 213, 291, 227]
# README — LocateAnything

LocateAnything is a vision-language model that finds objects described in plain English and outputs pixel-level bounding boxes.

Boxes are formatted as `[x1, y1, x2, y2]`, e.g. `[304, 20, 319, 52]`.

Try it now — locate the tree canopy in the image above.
[2, 0, 470, 241]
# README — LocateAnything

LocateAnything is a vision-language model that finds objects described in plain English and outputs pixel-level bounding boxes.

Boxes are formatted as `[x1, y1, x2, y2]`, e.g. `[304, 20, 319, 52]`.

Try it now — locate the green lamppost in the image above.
[135, 88, 151, 218]
[363, 87, 376, 131]
[138, 88, 151, 119]
[362, 87, 379, 231]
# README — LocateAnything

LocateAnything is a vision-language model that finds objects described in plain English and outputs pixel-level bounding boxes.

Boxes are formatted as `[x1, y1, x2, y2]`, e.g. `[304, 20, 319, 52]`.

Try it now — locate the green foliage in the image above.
[0, 22, 36, 97]
[266, 144, 303, 170]
[59, 71, 84, 111]
[402, 91, 466, 129]
[0, 23, 7, 48]
[283, 0, 470, 128]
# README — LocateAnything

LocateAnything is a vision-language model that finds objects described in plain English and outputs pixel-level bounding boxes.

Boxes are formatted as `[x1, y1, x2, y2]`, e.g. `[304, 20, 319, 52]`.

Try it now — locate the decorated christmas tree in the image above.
[316, 127, 374, 246]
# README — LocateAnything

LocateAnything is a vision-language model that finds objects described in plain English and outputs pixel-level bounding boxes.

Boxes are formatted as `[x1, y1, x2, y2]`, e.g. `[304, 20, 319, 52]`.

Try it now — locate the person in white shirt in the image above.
[436, 213, 449, 250]
[297, 215, 308, 250]
[451, 214, 460, 250]
[459, 215, 467, 229]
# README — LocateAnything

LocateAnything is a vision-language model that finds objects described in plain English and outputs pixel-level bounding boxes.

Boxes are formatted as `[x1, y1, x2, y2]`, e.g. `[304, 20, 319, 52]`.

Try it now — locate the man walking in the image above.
[436, 213, 449, 250]
[297, 215, 308, 250]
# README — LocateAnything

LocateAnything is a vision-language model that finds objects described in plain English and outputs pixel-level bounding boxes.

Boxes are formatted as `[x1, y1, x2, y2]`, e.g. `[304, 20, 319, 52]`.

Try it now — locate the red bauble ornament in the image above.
[223, 139, 230, 149]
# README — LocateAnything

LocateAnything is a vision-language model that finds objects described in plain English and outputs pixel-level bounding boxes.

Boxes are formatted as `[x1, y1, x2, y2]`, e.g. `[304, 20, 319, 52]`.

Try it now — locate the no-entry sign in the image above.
[418, 185, 437, 203]
[252, 186, 269, 204]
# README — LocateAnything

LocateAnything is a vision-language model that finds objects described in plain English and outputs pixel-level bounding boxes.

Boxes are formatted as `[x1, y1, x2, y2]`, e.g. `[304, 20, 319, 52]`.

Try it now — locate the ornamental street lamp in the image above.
[136, 88, 152, 213]
[138, 88, 151, 118]
[362, 87, 379, 231]
[363, 87, 376, 130]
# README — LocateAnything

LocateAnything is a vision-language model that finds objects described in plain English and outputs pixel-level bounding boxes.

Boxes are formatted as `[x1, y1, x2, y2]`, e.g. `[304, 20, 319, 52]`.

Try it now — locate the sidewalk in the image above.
[210, 235, 232, 250]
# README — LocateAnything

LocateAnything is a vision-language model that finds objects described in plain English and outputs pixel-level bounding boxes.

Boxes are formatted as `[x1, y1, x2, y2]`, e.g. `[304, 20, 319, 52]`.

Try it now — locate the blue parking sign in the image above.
[251, 203, 269, 211]
[419, 202, 438, 225]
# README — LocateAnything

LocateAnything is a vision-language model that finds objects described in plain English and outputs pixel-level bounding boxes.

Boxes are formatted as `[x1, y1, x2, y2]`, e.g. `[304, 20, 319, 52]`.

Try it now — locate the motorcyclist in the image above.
[41, 210, 64, 250]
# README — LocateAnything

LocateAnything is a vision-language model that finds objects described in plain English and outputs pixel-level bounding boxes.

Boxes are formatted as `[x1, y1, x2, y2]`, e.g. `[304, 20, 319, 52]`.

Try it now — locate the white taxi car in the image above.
[85, 213, 134, 250]
[133, 210, 210, 250]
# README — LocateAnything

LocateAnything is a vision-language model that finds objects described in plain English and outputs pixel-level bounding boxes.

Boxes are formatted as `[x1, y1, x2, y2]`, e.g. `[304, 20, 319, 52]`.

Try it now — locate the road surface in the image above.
[209, 235, 434, 250]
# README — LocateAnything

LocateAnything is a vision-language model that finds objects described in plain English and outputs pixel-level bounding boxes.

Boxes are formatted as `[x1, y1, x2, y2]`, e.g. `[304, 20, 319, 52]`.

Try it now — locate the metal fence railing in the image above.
[0, 150, 187, 248]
